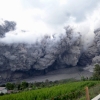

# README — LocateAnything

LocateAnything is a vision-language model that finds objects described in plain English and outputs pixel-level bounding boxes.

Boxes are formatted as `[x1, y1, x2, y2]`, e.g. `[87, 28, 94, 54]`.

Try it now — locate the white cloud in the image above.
[0, 0, 100, 44]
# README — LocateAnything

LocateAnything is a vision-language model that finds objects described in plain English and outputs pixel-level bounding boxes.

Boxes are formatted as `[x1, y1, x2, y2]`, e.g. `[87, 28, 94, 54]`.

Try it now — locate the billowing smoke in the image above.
[0, 24, 81, 71]
[1, 20, 100, 83]
[0, 19, 99, 72]
[1, 0, 100, 81]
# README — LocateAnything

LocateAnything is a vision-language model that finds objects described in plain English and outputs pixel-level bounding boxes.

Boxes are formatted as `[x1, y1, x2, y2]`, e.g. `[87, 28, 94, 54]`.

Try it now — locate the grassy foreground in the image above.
[0, 81, 100, 100]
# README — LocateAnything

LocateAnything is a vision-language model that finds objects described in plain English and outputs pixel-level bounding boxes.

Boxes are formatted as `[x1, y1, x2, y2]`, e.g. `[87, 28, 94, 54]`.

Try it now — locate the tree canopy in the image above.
[93, 64, 100, 80]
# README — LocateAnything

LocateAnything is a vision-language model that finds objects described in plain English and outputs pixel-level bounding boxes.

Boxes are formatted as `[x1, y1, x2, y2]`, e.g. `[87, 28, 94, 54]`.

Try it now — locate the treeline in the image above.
[0, 78, 76, 92]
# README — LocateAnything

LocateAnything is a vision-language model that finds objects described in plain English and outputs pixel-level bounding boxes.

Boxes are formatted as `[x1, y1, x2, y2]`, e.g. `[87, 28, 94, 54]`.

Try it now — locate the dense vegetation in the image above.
[0, 81, 100, 100]
[92, 64, 100, 80]
[1, 79, 75, 91]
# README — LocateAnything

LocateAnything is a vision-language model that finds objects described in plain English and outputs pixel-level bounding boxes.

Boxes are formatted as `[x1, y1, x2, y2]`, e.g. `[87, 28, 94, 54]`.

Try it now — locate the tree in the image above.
[21, 81, 28, 90]
[6, 82, 14, 90]
[93, 64, 100, 80]
[81, 76, 86, 81]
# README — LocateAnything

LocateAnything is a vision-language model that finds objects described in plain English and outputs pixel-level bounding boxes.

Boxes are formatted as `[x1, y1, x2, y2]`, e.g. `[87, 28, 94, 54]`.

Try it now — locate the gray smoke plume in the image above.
[0, 20, 100, 82]
[78, 28, 100, 66]
[0, 21, 83, 82]
[0, 20, 16, 37]
[0, 24, 81, 71]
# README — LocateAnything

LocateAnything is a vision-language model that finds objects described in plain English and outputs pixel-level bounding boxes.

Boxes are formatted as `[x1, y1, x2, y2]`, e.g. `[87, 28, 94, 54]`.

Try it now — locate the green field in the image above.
[0, 81, 100, 100]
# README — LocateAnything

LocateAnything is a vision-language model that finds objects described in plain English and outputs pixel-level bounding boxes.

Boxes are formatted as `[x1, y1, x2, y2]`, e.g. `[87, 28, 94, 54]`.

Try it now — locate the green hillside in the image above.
[0, 81, 100, 100]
